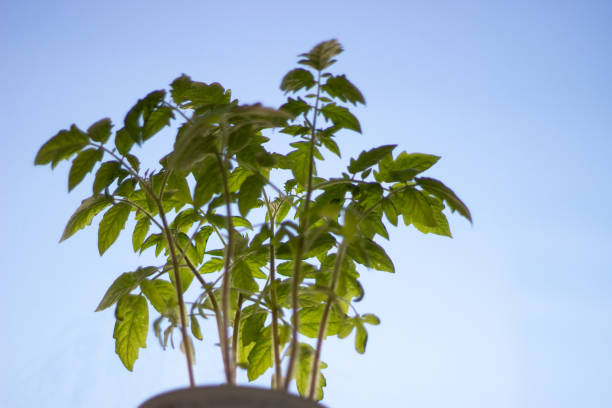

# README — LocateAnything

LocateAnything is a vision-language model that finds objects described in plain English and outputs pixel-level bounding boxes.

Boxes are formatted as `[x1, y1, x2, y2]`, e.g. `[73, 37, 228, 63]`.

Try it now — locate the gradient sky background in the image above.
[1, 1, 611, 407]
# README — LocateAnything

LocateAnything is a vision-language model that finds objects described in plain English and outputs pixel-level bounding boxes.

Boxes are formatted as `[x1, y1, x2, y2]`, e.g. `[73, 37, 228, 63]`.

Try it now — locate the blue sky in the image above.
[1, 0, 611, 407]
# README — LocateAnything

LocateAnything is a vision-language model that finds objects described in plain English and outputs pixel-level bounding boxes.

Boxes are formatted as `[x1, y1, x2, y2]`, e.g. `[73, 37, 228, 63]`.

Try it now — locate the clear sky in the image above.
[1, 0, 611, 407]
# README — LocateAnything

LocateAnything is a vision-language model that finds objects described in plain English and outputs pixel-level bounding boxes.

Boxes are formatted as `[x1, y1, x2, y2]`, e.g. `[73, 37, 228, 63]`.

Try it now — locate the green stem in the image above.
[284, 70, 322, 391]
[231, 293, 245, 383]
[308, 240, 348, 399]
[263, 191, 283, 388]
[216, 151, 235, 385]
[157, 202, 195, 387]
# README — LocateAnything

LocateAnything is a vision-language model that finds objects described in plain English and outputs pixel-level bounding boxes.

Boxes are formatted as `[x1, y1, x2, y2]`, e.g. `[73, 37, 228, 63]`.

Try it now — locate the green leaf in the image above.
[142, 106, 173, 142]
[416, 177, 472, 223]
[241, 309, 267, 345]
[169, 267, 194, 294]
[355, 325, 367, 354]
[323, 74, 365, 105]
[68, 148, 103, 191]
[298, 39, 343, 71]
[382, 198, 398, 226]
[93, 161, 122, 194]
[140, 280, 178, 315]
[191, 315, 203, 340]
[132, 216, 151, 252]
[60, 195, 113, 242]
[247, 329, 272, 381]
[115, 128, 134, 156]
[98, 202, 132, 255]
[376, 152, 440, 183]
[280, 69, 315, 93]
[35, 125, 89, 167]
[321, 104, 361, 133]
[170, 74, 230, 109]
[361, 313, 381, 325]
[238, 175, 265, 217]
[395, 188, 437, 228]
[199, 257, 224, 274]
[233, 260, 258, 293]
[348, 145, 396, 174]
[298, 305, 342, 338]
[113, 294, 148, 371]
[280, 97, 311, 116]
[296, 343, 327, 401]
[347, 238, 395, 272]
[87, 118, 112, 143]
[95, 267, 156, 311]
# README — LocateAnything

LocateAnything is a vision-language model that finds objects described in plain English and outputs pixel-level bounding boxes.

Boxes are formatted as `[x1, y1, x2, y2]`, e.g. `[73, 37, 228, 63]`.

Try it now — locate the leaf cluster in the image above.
[35, 39, 471, 401]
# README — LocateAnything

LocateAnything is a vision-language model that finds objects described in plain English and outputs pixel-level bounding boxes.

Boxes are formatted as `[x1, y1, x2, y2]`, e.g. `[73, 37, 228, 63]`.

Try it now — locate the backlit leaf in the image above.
[321, 104, 361, 133]
[348, 145, 396, 174]
[113, 294, 148, 371]
[296, 343, 327, 400]
[298, 39, 343, 71]
[35, 125, 89, 167]
[98, 202, 132, 255]
[280, 69, 315, 93]
[60, 195, 113, 242]
[87, 118, 112, 143]
[323, 74, 365, 105]
[68, 148, 103, 191]
[238, 175, 265, 217]
[132, 216, 150, 252]
[416, 177, 472, 223]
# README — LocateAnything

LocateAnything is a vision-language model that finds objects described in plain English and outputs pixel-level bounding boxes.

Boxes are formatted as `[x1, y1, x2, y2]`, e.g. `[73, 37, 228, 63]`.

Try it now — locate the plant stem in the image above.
[284, 70, 322, 391]
[308, 240, 347, 399]
[216, 151, 235, 385]
[263, 191, 283, 388]
[157, 203, 195, 387]
[231, 293, 244, 383]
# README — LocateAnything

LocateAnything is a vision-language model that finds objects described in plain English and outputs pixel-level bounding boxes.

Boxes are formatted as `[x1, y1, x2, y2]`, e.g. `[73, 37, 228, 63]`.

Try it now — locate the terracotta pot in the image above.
[139, 385, 326, 408]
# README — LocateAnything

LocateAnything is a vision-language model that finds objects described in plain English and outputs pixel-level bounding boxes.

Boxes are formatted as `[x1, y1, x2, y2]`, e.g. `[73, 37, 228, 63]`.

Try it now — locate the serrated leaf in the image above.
[323, 74, 365, 105]
[395, 188, 437, 228]
[298, 305, 342, 338]
[247, 329, 272, 381]
[68, 148, 103, 191]
[376, 152, 440, 183]
[280, 69, 316, 93]
[35, 125, 89, 166]
[233, 260, 258, 293]
[169, 267, 194, 293]
[320, 135, 341, 157]
[115, 128, 134, 156]
[140, 280, 178, 316]
[98, 202, 132, 255]
[170, 74, 230, 109]
[96, 273, 139, 312]
[321, 104, 361, 133]
[87, 118, 113, 143]
[238, 175, 265, 217]
[132, 216, 151, 252]
[113, 294, 148, 371]
[298, 39, 343, 71]
[280, 97, 311, 116]
[416, 177, 472, 223]
[347, 238, 395, 272]
[296, 343, 327, 401]
[199, 257, 224, 274]
[348, 145, 396, 174]
[60, 195, 113, 242]
[93, 161, 122, 194]
[95, 267, 156, 313]
[242, 309, 267, 345]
